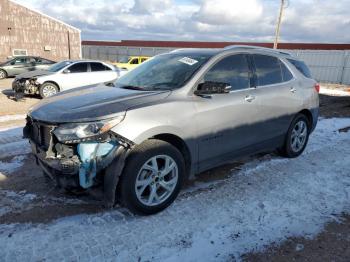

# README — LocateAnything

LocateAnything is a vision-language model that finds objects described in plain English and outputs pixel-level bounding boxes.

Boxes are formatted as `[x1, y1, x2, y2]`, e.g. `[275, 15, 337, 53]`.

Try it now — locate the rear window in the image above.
[90, 62, 111, 71]
[287, 59, 312, 78]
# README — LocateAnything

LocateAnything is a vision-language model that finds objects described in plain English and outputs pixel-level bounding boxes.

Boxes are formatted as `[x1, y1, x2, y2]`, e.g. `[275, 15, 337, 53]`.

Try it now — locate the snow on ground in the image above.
[0, 118, 349, 261]
[0, 114, 26, 122]
[0, 126, 30, 159]
[0, 155, 26, 174]
[0, 190, 37, 217]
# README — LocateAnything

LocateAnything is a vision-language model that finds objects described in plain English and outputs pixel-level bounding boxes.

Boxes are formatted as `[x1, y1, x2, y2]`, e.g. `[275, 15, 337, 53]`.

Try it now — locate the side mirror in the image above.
[105, 81, 115, 87]
[10, 61, 15, 65]
[63, 69, 70, 74]
[194, 81, 231, 95]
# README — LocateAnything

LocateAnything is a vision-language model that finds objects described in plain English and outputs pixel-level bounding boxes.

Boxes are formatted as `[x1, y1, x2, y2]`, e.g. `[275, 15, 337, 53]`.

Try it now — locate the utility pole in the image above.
[273, 0, 285, 49]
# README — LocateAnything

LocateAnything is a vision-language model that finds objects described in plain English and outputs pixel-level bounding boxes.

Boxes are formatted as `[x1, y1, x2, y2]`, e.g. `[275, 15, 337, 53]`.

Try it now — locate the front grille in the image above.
[26, 118, 54, 151]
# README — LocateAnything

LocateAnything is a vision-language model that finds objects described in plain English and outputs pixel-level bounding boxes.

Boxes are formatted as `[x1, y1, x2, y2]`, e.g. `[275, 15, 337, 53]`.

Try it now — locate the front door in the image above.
[9, 57, 29, 75]
[194, 54, 259, 171]
[59, 62, 90, 90]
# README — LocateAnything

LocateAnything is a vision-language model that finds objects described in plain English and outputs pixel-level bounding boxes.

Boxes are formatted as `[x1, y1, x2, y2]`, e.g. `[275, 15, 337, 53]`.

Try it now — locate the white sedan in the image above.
[13, 60, 125, 98]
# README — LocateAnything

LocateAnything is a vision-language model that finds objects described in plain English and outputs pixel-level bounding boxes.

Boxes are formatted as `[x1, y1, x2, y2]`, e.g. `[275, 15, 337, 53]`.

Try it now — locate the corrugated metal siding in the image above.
[82, 45, 350, 85]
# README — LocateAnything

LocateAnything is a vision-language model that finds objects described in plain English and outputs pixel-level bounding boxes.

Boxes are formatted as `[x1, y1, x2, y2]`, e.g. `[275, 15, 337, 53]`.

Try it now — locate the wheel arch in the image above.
[298, 109, 313, 128]
[151, 133, 192, 178]
[42, 80, 60, 91]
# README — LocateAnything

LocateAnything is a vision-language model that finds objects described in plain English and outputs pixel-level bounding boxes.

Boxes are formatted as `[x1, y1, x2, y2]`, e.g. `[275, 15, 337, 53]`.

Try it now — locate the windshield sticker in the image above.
[178, 57, 199, 66]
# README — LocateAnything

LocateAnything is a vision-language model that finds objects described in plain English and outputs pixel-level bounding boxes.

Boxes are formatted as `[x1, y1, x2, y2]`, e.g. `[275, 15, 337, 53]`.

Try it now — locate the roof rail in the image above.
[223, 45, 292, 56]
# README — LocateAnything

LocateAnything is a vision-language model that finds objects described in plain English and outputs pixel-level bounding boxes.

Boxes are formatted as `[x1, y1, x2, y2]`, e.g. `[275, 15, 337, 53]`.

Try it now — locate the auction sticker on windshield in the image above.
[178, 57, 198, 66]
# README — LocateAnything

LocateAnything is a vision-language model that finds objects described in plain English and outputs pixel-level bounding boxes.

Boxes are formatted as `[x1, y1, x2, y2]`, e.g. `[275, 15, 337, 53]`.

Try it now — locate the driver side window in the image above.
[204, 54, 250, 91]
[12, 58, 27, 65]
[67, 63, 88, 73]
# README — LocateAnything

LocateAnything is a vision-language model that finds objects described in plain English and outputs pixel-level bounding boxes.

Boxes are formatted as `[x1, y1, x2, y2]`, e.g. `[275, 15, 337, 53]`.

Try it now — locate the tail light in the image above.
[314, 83, 320, 93]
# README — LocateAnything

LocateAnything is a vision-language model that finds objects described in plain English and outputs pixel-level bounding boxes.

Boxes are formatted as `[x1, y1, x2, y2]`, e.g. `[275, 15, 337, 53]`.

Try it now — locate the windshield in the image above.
[118, 57, 130, 63]
[115, 53, 212, 91]
[47, 61, 73, 72]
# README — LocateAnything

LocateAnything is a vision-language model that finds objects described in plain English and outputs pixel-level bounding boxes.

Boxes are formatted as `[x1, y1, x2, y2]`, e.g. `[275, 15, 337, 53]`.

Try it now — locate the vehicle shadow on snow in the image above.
[1, 89, 40, 101]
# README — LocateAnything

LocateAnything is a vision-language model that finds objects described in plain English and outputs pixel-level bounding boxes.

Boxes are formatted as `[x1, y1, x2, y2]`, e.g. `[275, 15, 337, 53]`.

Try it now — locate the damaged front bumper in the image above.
[23, 117, 132, 207]
[12, 78, 41, 96]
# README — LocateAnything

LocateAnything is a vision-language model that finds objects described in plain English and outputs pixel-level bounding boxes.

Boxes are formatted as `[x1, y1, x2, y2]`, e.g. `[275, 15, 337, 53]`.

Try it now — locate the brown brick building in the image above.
[0, 0, 81, 62]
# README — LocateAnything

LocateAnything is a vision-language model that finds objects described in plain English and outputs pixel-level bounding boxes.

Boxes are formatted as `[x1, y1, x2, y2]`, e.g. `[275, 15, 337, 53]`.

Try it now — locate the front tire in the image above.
[39, 82, 58, 98]
[119, 139, 185, 215]
[280, 114, 310, 158]
[0, 69, 7, 79]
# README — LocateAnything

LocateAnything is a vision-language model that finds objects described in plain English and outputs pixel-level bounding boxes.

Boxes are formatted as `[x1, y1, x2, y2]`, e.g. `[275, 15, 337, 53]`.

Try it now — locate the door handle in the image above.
[290, 87, 297, 93]
[245, 94, 255, 102]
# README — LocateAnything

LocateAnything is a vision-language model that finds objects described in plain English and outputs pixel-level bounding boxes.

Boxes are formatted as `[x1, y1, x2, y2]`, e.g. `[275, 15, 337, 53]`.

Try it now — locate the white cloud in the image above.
[13, 0, 350, 42]
[193, 0, 263, 25]
[132, 0, 173, 14]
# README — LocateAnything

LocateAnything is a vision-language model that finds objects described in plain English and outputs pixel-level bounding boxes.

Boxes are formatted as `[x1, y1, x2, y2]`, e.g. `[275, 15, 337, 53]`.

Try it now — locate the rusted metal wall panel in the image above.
[0, 0, 81, 62]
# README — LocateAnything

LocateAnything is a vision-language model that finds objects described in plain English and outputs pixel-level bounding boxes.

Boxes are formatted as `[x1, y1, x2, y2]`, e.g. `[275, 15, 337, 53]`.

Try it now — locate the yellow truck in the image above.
[114, 56, 150, 71]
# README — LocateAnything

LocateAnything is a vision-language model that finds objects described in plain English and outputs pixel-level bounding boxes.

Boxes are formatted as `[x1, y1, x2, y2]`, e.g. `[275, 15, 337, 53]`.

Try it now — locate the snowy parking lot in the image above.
[0, 78, 350, 260]
[0, 115, 349, 261]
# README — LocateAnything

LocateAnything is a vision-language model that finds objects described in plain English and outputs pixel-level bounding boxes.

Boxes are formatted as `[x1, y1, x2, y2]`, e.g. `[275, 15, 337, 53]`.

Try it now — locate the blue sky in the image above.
[14, 0, 350, 43]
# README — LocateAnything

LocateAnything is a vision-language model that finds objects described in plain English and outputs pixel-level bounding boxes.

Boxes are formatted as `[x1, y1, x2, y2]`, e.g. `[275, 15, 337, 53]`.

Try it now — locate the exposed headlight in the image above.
[53, 115, 124, 143]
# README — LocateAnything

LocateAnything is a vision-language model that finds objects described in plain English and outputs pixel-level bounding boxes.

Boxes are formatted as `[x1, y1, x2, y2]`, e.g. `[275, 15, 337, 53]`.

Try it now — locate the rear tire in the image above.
[119, 139, 185, 215]
[0, 69, 7, 79]
[39, 82, 58, 98]
[280, 114, 310, 158]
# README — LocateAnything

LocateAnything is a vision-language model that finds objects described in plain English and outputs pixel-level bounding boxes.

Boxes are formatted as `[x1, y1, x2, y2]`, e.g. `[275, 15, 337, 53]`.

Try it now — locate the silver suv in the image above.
[24, 46, 319, 214]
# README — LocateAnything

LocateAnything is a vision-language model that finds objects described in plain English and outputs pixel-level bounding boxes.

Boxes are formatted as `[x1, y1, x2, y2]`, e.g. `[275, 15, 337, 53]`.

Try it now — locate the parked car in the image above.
[0, 56, 55, 79]
[23, 46, 319, 215]
[114, 56, 150, 71]
[13, 60, 122, 98]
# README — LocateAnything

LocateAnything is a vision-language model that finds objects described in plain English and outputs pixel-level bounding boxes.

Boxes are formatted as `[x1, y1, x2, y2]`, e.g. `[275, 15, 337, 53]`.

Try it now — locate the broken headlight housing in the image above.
[53, 115, 124, 143]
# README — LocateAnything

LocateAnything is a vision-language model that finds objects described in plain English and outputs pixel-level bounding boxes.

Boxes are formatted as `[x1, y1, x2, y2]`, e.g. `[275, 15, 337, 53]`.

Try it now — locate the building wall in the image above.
[82, 44, 350, 85]
[0, 0, 81, 62]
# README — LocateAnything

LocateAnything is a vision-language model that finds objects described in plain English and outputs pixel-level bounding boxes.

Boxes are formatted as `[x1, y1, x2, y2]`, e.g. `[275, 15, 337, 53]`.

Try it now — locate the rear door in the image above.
[194, 54, 259, 170]
[89, 62, 118, 84]
[250, 54, 301, 143]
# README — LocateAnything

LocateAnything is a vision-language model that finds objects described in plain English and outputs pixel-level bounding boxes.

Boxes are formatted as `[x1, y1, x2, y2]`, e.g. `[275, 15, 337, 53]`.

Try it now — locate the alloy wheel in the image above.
[291, 120, 308, 152]
[42, 84, 57, 97]
[135, 155, 178, 207]
[0, 70, 6, 79]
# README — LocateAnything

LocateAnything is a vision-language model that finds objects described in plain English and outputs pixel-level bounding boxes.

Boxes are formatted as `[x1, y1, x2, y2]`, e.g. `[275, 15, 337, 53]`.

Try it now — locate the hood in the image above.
[16, 70, 54, 79]
[29, 84, 171, 123]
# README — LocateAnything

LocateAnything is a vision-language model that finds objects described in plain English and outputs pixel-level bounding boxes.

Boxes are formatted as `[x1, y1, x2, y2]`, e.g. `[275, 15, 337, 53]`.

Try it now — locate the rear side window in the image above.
[68, 63, 88, 73]
[287, 59, 312, 78]
[90, 62, 111, 71]
[252, 54, 282, 86]
[204, 54, 250, 91]
[280, 62, 293, 81]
